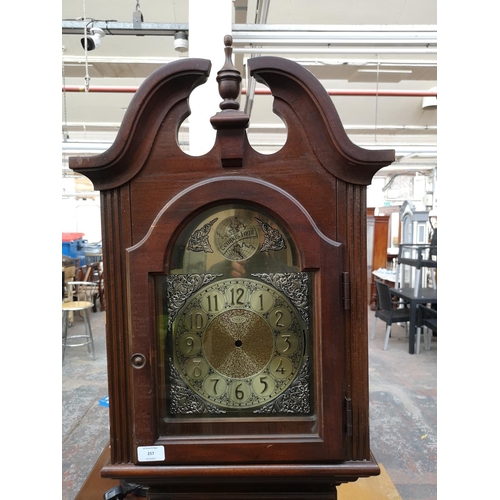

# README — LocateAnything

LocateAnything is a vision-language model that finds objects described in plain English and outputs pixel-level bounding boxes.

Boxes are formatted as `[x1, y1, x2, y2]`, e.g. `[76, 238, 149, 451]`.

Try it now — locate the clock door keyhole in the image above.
[235, 340, 243, 348]
[131, 353, 146, 369]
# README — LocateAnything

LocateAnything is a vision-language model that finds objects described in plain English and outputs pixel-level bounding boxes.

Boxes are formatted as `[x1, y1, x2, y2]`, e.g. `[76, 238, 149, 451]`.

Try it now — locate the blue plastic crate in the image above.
[62, 232, 86, 266]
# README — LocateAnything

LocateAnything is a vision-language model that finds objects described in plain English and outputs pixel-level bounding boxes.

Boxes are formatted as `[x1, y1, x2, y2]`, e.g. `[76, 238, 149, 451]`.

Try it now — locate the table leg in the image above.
[409, 302, 417, 354]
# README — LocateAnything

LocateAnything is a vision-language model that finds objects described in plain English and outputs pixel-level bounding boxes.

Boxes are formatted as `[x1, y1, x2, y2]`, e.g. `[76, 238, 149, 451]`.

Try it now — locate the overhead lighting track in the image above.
[231, 25, 437, 46]
[62, 22, 436, 45]
[232, 47, 436, 55]
[62, 20, 189, 36]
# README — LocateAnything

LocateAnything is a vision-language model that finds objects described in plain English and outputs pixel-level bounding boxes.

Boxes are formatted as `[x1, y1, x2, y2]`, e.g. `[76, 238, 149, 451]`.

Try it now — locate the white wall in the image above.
[367, 178, 386, 207]
[61, 196, 102, 244]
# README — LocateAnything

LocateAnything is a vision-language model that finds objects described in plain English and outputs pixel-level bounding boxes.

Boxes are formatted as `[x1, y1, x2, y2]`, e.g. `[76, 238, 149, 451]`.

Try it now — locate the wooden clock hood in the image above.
[70, 36, 395, 499]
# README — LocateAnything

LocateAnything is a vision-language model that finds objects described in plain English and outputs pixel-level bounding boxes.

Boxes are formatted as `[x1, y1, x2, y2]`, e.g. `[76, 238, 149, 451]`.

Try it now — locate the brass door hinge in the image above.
[342, 272, 350, 310]
[345, 397, 353, 436]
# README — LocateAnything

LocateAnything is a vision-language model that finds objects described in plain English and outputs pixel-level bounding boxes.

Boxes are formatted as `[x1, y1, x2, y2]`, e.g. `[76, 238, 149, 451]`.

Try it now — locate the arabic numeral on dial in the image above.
[212, 378, 219, 393]
[202, 292, 224, 313]
[186, 358, 208, 379]
[186, 310, 206, 331]
[259, 377, 268, 393]
[270, 308, 292, 331]
[203, 376, 227, 397]
[192, 360, 202, 377]
[230, 286, 245, 306]
[179, 333, 201, 356]
[235, 384, 245, 400]
[276, 332, 298, 355]
[250, 289, 273, 313]
[184, 336, 194, 354]
[252, 374, 275, 397]
[208, 295, 218, 311]
[190, 313, 202, 330]
[282, 335, 290, 351]
[270, 356, 293, 380]
[229, 381, 250, 403]
[275, 311, 284, 327]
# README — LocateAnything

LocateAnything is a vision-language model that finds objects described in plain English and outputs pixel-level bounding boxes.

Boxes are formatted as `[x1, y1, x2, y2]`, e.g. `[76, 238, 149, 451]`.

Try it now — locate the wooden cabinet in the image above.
[368, 214, 390, 309]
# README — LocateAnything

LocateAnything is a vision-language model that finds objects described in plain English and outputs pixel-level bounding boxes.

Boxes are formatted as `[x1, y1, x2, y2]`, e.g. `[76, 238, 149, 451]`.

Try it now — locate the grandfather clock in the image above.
[70, 36, 394, 499]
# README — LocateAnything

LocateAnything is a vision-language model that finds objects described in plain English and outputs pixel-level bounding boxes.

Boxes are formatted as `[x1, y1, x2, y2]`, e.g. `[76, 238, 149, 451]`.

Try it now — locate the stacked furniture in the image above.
[395, 243, 437, 296]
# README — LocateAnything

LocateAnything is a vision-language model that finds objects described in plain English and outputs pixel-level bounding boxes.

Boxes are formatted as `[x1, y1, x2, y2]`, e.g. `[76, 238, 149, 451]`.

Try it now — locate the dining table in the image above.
[389, 286, 437, 354]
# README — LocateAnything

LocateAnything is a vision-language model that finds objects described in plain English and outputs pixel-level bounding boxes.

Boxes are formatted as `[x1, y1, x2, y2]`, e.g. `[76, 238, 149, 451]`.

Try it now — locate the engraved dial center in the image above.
[203, 309, 274, 379]
[214, 216, 259, 261]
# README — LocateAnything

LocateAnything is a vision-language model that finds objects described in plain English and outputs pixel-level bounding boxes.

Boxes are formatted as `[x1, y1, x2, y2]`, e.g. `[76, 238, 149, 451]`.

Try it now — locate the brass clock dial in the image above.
[172, 277, 306, 411]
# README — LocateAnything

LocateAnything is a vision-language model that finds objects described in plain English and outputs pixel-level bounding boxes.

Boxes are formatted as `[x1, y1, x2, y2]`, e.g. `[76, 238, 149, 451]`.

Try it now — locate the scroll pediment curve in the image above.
[248, 57, 395, 185]
[69, 58, 212, 191]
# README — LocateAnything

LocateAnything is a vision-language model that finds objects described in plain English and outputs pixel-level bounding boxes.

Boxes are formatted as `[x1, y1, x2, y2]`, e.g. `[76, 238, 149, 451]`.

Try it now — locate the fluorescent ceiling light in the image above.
[357, 69, 412, 74]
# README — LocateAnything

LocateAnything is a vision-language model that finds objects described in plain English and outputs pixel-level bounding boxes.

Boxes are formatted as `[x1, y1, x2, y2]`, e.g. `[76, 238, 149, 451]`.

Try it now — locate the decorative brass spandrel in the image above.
[186, 218, 218, 253]
[255, 217, 287, 252]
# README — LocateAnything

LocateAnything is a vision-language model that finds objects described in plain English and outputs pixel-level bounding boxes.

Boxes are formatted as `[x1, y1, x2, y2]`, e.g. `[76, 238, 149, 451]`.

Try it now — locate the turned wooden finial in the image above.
[216, 35, 241, 111]
[210, 35, 249, 168]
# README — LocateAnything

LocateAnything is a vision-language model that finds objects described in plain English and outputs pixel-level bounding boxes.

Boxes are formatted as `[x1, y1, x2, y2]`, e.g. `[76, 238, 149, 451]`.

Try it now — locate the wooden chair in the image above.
[371, 280, 411, 350]
[97, 268, 105, 312]
[62, 281, 98, 364]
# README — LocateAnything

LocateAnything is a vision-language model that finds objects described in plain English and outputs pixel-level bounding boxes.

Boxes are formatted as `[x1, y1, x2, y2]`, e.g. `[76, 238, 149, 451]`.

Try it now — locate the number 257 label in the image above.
[137, 446, 165, 462]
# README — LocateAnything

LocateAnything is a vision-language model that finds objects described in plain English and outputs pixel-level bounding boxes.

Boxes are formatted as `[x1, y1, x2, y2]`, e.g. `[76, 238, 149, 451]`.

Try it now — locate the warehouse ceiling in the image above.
[61, 0, 437, 179]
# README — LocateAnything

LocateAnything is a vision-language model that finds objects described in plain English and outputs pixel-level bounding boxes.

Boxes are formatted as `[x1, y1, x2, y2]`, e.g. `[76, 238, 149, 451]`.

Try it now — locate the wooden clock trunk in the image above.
[70, 37, 394, 499]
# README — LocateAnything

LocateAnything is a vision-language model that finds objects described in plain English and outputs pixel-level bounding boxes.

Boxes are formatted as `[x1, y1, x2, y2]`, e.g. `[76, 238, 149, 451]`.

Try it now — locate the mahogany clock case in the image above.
[70, 41, 394, 491]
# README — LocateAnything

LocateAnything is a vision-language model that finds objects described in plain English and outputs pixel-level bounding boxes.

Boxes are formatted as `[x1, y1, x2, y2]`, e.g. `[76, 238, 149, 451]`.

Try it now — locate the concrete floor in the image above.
[62, 307, 437, 500]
